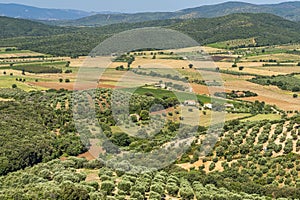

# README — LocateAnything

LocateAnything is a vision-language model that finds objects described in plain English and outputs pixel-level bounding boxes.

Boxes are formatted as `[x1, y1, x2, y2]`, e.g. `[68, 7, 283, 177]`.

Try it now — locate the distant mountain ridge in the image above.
[43, 1, 300, 26]
[2, 2, 300, 25]
[0, 3, 117, 20]
[1, 13, 300, 56]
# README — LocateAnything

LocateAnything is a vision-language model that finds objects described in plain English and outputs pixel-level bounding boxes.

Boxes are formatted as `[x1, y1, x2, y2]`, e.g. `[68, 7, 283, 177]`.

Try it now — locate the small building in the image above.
[154, 83, 166, 89]
[184, 100, 197, 107]
[204, 103, 213, 109]
[224, 103, 234, 109]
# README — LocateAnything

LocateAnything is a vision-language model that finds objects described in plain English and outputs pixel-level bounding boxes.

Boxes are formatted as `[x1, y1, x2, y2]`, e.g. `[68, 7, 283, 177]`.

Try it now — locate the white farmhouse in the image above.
[184, 100, 197, 106]
[204, 103, 213, 109]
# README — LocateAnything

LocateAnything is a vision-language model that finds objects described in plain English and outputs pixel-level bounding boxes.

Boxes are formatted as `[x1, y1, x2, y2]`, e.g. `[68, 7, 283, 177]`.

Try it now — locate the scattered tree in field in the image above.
[12, 84, 17, 89]
[116, 65, 125, 71]
[131, 115, 138, 122]
[65, 79, 70, 83]
[59, 78, 63, 83]
[65, 61, 70, 67]
[140, 110, 149, 120]
[188, 64, 193, 69]
[209, 162, 216, 171]
[65, 69, 72, 74]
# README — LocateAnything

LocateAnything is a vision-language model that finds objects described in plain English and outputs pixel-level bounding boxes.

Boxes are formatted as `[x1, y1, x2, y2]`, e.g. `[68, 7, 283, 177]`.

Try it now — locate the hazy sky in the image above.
[0, 0, 289, 12]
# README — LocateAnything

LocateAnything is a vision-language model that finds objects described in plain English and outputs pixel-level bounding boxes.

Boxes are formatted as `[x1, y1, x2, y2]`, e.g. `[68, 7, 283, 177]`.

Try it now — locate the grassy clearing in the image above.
[241, 114, 281, 122]
[0, 75, 47, 91]
[12, 61, 67, 73]
[199, 111, 251, 127]
[127, 86, 213, 103]
[208, 38, 256, 49]
[111, 126, 123, 134]
[165, 107, 251, 127]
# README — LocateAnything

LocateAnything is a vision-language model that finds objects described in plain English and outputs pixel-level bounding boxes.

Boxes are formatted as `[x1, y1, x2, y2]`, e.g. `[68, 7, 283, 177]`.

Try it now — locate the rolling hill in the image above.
[0, 16, 74, 38]
[45, 1, 300, 26]
[1, 13, 300, 56]
[0, 3, 95, 20]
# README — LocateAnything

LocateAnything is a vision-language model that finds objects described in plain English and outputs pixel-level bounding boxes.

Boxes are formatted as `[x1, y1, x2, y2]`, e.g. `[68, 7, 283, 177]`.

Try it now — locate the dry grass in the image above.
[241, 53, 300, 62]
[0, 52, 45, 59]
[216, 72, 300, 111]
[215, 61, 297, 76]
[132, 57, 189, 69]
[241, 114, 281, 122]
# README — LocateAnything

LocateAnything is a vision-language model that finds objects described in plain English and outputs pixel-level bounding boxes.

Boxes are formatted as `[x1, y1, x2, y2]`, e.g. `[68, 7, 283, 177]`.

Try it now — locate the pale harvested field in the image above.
[202, 46, 229, 54]
[132, 57, 189, 69]
[169, 46, 225, 54]
[0, 52, 44, 59]
[66, 56, 118, 68]
[260, 66, 300, 74]
[220, 73, 300, 111]
[276, 44, 300, 50]
[241, 53, 300, 62]
[215, 61, 297, 76]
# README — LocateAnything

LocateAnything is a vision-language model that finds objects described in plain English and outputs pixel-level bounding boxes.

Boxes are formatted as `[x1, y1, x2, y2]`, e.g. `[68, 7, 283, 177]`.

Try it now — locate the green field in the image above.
[0, 75, 48, 91]
[126, 86, 213, 103]
[12, 61, 67, 73]
[208, 38, 256, 49]
[0, 49, 32, 54]
[241, 113, 281, 122]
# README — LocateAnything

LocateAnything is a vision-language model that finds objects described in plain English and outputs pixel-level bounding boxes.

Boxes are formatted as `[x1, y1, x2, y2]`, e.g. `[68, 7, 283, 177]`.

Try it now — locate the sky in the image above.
[0, 0, 289, 13]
